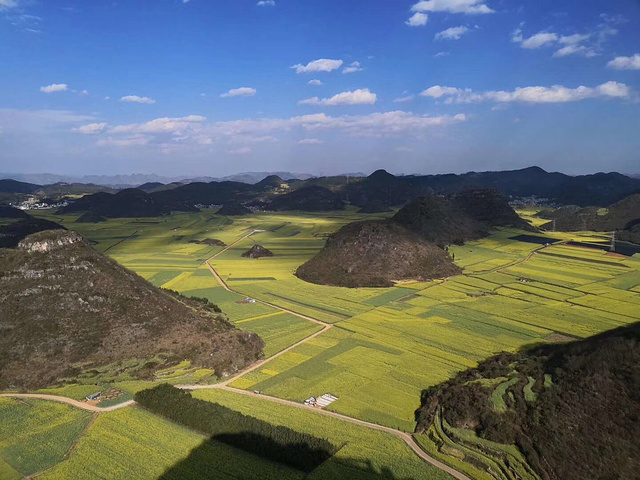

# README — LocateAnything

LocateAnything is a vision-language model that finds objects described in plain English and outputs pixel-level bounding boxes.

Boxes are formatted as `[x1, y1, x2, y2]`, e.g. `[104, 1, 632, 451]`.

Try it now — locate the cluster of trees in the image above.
[135, 384, 338, 472]
[162, 289, 222, 313]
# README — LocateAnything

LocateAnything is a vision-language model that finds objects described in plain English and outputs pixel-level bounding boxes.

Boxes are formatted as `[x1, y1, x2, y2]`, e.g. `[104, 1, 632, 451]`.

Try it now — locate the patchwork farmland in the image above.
[35, 208, 640, 435]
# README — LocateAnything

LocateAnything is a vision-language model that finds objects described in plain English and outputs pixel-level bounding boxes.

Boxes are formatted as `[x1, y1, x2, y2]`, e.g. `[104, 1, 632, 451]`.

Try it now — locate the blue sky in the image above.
[0, 0, 639, 177]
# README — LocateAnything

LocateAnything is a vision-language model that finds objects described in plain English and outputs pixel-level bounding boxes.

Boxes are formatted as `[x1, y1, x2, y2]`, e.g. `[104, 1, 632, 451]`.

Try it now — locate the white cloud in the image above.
[40, 83, 68, 93]
[559, 33, 590, 45]
[513, 29, 609, 58]
[394, 94, 415, 103]
[299, 89, 377, 106]
[291, 59, 343, 74]
[420, 81, 631, 104]
[75, 122, 108, 135]
[256, 0, 275, 5]
[0, 0, 19, 9]
[109, 115, 206, 134]
[553, 44, 596, 58]
[607, 54, 640, 70]
[228, 147, 252, 155]
[220, 87, 256, 98]
[120, 95, 155, 104]
[434, 51, 449, 57]
[411, 0, 493, 15]
[82, 111, 468, 149]
[519, 32, 558, 49]
[78, 89, 89, 96]
[0, 109, 95, 132]
[342, 61, 363, 74]
[435, 26, 468, 40]
[308, 79, 323, 86]
[406, 12, 428, 27]
[421, 85, 463, 98]
[298, 138, 324, 145]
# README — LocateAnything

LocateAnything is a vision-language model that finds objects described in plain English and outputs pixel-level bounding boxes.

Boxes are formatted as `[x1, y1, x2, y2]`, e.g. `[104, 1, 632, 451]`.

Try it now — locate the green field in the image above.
[30, 208, 640, 434]
[0, 398, 93, 477]
[14, 395, 452, 480]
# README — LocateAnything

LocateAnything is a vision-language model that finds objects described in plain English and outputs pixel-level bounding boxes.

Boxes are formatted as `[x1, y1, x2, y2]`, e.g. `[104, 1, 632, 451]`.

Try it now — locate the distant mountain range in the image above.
[0, 171, 315, 187]
[3, 167, 640, 217]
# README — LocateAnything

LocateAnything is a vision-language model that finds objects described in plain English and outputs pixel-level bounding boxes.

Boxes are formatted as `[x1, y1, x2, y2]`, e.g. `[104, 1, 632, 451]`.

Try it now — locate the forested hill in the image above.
[415, 322, 640, 480]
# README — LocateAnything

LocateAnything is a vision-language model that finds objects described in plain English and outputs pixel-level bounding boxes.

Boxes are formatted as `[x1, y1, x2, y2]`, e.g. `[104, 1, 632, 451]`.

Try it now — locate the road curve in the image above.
[184, 386, 472, 480]
[0, 393, 135, 412]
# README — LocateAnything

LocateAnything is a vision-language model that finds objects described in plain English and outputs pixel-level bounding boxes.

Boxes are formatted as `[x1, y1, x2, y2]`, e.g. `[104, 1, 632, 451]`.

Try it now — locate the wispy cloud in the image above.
[228, 147, 252, 155]
[343, 61, 363, 74]
[435, 26, 468, 40]
[411, 0, 493, 15]
[291, 59, 343, 74]
[120, 95, 155, 104]
[299, 89, 377, 106]
[220, 87, 257, 98]
[40, 83, 68, 93]
[75, 123, 108, 134]
[512, 30, 558, 49]
[513, 21, 618, 58]
[72, 111, 468, 150]
[394, 94, 415, 103]
[420, 81, 631, 104]
[308, 79, 324, 86]
[97, 135, 150, 148]
[256, 0, 275, 6]
[0, 0, 20, 10]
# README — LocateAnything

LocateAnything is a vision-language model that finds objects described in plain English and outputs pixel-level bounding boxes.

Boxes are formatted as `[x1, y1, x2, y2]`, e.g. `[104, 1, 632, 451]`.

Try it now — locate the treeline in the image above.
[135, 384, 338, 472]
[163, 288, 222, 313]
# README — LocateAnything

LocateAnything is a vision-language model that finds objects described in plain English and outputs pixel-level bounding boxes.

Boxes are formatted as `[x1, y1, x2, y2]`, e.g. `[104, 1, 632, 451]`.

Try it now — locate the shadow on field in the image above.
[158, 435, 417, 480]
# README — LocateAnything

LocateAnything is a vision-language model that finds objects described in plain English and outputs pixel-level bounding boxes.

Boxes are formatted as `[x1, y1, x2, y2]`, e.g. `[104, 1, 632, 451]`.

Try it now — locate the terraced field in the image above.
[33, 209, 640, 435]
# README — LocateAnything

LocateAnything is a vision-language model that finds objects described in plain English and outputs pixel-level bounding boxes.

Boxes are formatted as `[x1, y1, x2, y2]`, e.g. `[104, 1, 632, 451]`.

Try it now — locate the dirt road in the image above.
[0, 231, 472, 480]
[0, 393, 135, 412]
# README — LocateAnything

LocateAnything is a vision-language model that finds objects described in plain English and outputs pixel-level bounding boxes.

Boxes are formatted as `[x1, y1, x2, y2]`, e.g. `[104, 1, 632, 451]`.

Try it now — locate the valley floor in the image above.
[3, 208, 639, 479]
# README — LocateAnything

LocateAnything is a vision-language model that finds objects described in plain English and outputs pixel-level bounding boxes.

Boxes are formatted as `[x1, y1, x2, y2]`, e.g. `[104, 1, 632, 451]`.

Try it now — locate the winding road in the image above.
[1, 230, 471, 480]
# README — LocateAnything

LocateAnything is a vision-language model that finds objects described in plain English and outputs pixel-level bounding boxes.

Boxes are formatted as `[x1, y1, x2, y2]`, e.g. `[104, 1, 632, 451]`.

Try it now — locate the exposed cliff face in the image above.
[18, 231, 82, 253]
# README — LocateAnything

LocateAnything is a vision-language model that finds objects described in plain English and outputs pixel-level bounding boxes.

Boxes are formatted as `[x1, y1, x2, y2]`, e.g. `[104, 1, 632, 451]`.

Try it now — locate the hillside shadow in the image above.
[159, 434, 417, 480]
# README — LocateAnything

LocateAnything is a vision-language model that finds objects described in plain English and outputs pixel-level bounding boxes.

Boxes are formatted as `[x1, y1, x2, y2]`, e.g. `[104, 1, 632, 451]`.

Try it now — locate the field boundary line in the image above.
[27, 413, 99, 479]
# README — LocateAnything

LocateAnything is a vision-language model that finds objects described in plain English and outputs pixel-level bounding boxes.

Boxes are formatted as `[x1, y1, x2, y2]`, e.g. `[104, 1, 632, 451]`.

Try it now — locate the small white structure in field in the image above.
[304, 396, 317, 406]
[316, 394, 338, 408]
